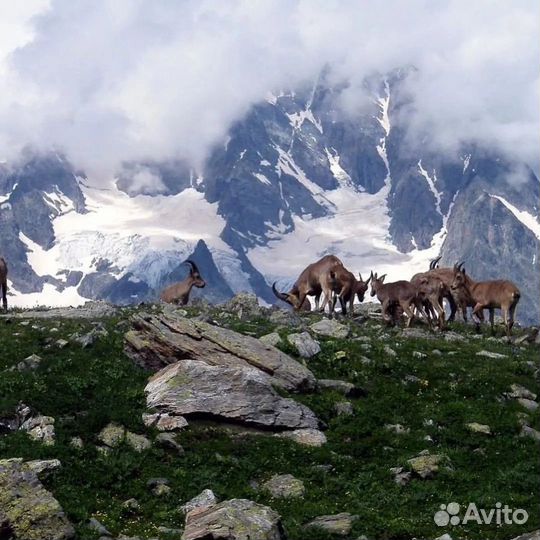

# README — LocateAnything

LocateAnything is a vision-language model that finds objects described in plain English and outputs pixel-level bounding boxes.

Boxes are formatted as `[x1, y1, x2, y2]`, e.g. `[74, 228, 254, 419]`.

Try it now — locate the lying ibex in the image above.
[370, 271, 429, 327]
[0, 257, 7, 312]
[450, 265, 520, 337]
[160, 260, 206, 305]
[322, 268, 371, 317]
[272, 255, 343, 311]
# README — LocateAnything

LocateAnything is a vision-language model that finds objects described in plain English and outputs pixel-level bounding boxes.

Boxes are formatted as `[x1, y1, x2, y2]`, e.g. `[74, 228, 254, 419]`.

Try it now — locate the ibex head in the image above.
[272, 282, 302, 309]
[450, 261, 466, 291]
[186, 260, 206, 288]
[356, 272, 372, 302]
[369, 271, 386, 296]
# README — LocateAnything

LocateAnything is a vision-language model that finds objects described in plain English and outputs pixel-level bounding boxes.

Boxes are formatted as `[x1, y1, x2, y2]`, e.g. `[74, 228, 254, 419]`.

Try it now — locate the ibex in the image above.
[321, 268, 371, 317]
[450, 265, 520, 337]
[370, 271, 430, 327]
[272, 254, 344, 312]
[160, 260, 206, 305]
[0, 257, 7, 312]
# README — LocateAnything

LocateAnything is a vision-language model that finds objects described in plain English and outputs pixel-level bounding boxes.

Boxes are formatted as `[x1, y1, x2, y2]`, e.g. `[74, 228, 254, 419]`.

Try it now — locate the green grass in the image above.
[0, 308, 538, 540]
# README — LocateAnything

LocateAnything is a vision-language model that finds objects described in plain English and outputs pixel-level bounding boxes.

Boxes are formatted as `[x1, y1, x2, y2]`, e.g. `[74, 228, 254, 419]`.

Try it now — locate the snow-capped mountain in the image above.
[1, 71, 538, 323]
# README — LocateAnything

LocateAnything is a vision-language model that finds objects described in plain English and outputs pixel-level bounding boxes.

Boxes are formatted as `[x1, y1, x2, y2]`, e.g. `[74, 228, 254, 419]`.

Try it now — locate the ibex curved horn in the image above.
[430, 256, 442, 270]
[457, 261, 465, 271]
[272, 282, 290, 302]
[185, 260, 201, 274]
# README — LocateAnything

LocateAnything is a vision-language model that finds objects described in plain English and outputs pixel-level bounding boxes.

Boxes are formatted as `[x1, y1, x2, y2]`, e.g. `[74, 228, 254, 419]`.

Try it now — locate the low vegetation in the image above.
[0, 302, 538, 540]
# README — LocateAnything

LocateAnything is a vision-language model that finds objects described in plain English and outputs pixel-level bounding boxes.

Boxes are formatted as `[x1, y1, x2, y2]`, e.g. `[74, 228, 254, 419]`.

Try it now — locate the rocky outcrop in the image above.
[127, 309, 323, 441]
[0, 458, 75, 540]
[182, 498, 285, 540]
[125, 308, 316, 392]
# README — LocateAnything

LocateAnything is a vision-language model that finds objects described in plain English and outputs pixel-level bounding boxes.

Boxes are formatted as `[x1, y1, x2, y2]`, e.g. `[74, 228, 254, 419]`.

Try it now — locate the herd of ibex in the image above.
[0, 253, 520, 336]
[271, 254, 521, 337]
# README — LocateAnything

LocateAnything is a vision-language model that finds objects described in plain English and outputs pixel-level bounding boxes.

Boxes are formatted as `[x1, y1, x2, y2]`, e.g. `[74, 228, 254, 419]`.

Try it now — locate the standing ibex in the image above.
[160, 260, 206, 305]
[370, 271, 430, 327]
[322, 268, 371, 317]
[450, 265, 520, 337]
[272, 255, 344, 312]
[0, 257, 7, 312]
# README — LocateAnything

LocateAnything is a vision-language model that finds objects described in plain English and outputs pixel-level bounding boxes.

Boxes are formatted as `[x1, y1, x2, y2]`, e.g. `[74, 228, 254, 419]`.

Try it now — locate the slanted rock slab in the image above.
[183, 498, 285, 540]
[305, 513, 355, 536]
[125, 309, 316, 392]
[0, 459, 75, 540]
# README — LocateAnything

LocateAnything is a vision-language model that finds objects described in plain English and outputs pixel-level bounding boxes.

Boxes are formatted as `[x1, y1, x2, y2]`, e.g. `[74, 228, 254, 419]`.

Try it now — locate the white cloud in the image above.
[0, 0, 538, 177]
[126, 167, 168, 196]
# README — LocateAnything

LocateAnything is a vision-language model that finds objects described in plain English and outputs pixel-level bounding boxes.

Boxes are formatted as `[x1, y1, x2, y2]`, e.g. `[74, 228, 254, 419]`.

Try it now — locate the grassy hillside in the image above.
[0, 303, 538, 540]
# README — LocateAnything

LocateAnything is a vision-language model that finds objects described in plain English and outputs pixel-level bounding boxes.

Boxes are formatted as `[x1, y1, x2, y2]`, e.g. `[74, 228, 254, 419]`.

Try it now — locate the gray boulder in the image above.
[0, 459, 75, 540]
[259, 332, 282, 347]
[309, 319, 350, 339]
[305, 513, 355, 536]
[262, 474, 305, 498]
[145, 360, 320, 431]
[287, 332, 321, 358]
[182, 498, 285, 540]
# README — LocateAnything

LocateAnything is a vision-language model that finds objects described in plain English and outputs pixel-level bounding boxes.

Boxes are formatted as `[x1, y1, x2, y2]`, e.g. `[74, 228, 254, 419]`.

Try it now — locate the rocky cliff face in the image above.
[1, 71, 538, 322]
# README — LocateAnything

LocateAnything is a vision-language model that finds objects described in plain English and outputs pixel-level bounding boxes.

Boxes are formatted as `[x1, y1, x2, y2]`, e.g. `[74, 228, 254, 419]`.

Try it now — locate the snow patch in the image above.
[418, 160, 443, 216]
[489, 194, 540, 240]
[325, 148, 353, 188]
[253, 173, 272, 186]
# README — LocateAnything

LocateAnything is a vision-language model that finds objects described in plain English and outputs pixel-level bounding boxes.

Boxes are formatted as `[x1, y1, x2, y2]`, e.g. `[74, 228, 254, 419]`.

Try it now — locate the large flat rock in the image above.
[146, 360, 320, 431]
[125, 309, 316, 392]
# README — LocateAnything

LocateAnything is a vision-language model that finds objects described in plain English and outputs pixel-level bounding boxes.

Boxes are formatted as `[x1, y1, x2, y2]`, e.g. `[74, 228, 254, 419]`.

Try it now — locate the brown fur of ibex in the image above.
[412, 256, 467, 322]
[322, 267, 371, 317]
[370, 271, 430, 327]
[410, 268, 449, 330]
[0, 257, 7, 311]
[272, 254, 344, 312]
[160, 260, 206, 305]
[450, 265, 520, 337]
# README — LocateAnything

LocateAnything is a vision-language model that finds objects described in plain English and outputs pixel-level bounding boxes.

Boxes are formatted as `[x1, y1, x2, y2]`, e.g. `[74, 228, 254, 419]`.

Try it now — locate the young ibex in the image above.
[160, 260, 206, 305]
[321, 268, 371, 317]
[272, 254, 344, 312]
[450, 265, 520, 337]
[370, 271, 429, 327]
[0, 257, 7, 312]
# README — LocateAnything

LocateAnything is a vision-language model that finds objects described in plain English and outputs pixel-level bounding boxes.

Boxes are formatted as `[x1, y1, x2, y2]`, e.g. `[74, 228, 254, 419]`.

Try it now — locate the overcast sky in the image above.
[0, 0, 538, 178]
